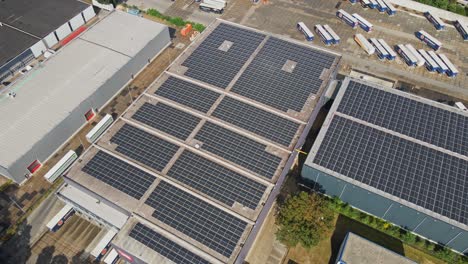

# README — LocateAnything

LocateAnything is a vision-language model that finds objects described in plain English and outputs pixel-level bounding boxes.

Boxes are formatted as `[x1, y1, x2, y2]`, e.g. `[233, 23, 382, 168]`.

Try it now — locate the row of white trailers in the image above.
[354, 34, 458, 77]
[423, 12, 468, 42]
[350, 0, 468, 41]
[349, 0, 396, 15]
[297, 22, 340, 45]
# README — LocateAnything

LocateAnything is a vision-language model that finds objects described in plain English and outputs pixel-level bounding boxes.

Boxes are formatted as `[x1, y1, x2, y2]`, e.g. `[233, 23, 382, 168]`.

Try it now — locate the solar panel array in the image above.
[195, 122, 282, 178]
[311, 79, 468, 227]
[129, 223, 210, 264]
[313, 116, 468, 225]
[75, 22, 341, 263]
[183, 24, 265, 88]
[132, 102, 201, 140]
[168, 150, 267, 209]
[338, 81, 468, 156]
[213, 96, 300, 146]
[82, 151, 155, 199]
[231, 37, 336, 112]
[110, 124, 179, 172]
[145, 181, 248, 257]
[155, 76, 220, 113]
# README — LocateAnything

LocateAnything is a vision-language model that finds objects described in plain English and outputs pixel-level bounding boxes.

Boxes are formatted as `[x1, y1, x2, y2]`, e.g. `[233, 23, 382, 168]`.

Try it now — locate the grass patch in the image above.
[327, 197, 468, 264]
[288, 213, 447, 264]
[0, 179, 13, 193]
[1, 177, 64, 241]
[412, 0, 467, 16]
[122, 4, 206, 32]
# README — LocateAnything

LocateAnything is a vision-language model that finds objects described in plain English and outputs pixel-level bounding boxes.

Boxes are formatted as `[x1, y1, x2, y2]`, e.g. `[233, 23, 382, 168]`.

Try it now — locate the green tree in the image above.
[447, 3, 458, 13]
[276, 192, 334, 248]
[434, 0, 449, 9]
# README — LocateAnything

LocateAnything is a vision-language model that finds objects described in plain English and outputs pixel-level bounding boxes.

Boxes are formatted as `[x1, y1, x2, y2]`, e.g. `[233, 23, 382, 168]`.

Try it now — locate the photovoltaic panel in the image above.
[132, 102, 201, 140]
[231, 37, 336, 112]
[145, 181, 248, 257]
[81, 151, 155, 199]
[338, 81, 468, 156]
[129, 223, 211, 264]
[195, 122, 282, 179]
[212, 96, 300, 146]
[313, 116, 468, 225]
[167, 150, 267, 209]
[155, 76, 220, 113]
[182, 23, 266, 88]
[110, 124, 179, 172]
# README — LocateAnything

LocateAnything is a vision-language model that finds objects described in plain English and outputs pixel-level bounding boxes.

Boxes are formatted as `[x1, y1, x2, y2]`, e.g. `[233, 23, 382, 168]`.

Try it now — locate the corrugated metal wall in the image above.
[69, 13, 85, 31]
[30, 40, 48, 58]
[55, 22, 73, 40]
[301, 165, 468, 254]
[6, 27, 171, 183]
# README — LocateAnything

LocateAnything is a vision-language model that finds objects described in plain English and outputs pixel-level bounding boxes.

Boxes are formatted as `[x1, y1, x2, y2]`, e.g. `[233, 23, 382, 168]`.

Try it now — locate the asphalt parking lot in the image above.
[237, 0, 468, 99]
[129, 0, 467, 99]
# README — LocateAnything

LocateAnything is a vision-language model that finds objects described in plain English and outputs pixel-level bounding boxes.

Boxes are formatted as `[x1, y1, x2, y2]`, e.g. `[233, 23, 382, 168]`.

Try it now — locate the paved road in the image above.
[238, 0, 468, 100]
[26, 194, 65, 246]
[342, 53, 468, 100]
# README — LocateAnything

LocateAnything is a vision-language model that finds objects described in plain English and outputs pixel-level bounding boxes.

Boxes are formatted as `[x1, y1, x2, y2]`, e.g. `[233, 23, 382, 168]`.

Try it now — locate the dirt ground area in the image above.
[28, 215, 101, 264]
[235, 0, 468, 100]
[245, 203, 287, 264]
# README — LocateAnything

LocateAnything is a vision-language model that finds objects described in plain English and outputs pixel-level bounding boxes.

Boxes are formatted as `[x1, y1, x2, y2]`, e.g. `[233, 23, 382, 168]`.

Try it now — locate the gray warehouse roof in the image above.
[337, 232, 416, 264]
[0, 26, 39, 66]
[0, 0, 88, 38]
[0, 0, 90, 66]
[305, 77, 468, 231]
[0, 11, 170, 182]
[65, 20, 341, 264]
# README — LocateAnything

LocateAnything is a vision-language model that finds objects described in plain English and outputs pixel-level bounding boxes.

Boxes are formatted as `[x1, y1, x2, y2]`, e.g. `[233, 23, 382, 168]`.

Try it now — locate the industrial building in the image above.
[336, 232, 416, 264]
[0, 0, 96, 82]
[0, 11, 171, 183]
[303, 77, 468, 254]
[57, 20, 341, 263]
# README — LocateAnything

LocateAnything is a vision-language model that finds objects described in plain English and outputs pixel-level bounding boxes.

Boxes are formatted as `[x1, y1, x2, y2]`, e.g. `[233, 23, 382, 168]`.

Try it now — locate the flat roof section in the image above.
[338, 232, 416, 264]
[0, 11, 169, 181]
[79, 11, 168, 57]
[306, 77, 468, 231]
[0, 0, 89, 38]
[168, 20, 340, 121]
[65, 20, 341, 264]
[112, 218, 223, 264]
[0, 26, 39, 66]
[182, 23, 266, 89]
[0, 38, 129, 169]
[57, 184, 129, 229]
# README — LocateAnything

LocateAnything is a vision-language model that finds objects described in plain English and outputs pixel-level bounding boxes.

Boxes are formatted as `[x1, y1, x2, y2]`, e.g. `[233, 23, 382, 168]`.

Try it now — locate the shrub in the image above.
[326, 195, 468, 263]
[193, 23, 206, 32]
[144, 8, 207, 32]
[413, 0, 466, 16]
[169, 17, 186, 27]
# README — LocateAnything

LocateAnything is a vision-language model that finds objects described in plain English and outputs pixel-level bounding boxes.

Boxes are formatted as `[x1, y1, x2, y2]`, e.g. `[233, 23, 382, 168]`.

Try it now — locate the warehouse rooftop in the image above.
[337, 232, 416, 264]
[0, 11, 169, 182]
[0, 0, 88, 38]
[65, 20, 341, 264]
[305, 77, 468, 231]
[0, 26, 39, 67]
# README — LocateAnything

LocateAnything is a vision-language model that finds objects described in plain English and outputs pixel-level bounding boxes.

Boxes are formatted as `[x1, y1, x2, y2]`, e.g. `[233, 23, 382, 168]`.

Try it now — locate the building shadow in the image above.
[328, 215, 405, 264]
[297, 99, 334, 173]
[0, 220, 33, 264]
